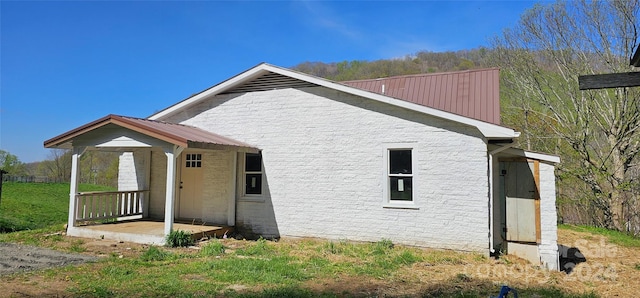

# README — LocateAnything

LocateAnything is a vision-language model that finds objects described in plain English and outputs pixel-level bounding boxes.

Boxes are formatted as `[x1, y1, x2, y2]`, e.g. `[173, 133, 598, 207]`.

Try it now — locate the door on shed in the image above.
[500, 160, 541, 243]
[178, 153, 204, 220]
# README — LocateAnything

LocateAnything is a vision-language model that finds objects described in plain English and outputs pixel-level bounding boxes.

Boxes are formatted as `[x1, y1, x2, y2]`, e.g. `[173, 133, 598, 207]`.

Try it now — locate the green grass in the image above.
[2, 231, 604, 298]
[200, 239, 226, 256]
[0, 183, 619, 297]
[140, 246, 173, 262]
[0, 182, 114, 233]
[559, 224, 640, 247]
[51, 237, 600, 298]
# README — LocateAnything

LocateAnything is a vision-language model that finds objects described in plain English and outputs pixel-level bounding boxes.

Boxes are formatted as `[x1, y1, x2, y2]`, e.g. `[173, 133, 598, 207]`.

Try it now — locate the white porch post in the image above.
[228, 152, 237, 226]
[68, 147, 85, 229]
[142, 150, 151, 218]
[164, 146, 183, 236]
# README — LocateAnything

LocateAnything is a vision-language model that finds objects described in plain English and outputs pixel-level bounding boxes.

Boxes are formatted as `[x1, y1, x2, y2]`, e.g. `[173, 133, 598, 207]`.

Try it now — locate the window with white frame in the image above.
[387, 149, 413, 202]
[244, 153, 262, 195]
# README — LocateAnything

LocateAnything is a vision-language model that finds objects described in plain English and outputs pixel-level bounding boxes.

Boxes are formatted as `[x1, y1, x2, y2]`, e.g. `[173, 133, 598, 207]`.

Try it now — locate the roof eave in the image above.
[503, 148, 561, 164]
[44, 114, 115, 148]
[149, 63, 519, 139]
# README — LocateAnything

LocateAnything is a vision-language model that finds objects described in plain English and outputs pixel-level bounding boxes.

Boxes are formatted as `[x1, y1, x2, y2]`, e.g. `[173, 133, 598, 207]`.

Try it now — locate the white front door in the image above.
[178, 153, 204, 220]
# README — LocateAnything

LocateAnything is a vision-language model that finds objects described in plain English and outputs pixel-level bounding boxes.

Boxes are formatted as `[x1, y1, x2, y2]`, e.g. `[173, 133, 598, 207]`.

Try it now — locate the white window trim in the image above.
[238, 152, 265, 202]
[382, 143, 419, 209]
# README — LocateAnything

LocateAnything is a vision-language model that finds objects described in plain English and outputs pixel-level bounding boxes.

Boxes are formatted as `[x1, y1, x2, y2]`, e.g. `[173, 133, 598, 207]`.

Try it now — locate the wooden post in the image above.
[0, 169, 7, 206]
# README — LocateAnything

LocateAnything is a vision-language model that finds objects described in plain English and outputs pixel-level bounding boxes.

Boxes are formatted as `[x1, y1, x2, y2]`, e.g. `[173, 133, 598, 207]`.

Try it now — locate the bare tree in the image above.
[40, 149, 71, 183]
[492, 1, 640, 232]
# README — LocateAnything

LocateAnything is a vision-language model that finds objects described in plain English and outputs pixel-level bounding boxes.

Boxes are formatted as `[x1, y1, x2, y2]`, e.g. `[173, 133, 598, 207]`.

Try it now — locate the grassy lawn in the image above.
[1, 183, 633, 297]
[1, 233, 600, 298]
[0, 182, 113, 233]
[559, 224, 640, 248]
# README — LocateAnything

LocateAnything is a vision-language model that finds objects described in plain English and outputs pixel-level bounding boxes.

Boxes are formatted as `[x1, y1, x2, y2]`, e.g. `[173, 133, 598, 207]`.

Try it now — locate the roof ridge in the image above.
[340, 67, 500, 83]
[118, 114, 198, 128]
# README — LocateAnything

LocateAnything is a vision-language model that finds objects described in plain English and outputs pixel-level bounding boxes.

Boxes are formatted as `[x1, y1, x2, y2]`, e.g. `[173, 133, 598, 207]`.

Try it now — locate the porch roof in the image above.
[44, 114, 259, 152]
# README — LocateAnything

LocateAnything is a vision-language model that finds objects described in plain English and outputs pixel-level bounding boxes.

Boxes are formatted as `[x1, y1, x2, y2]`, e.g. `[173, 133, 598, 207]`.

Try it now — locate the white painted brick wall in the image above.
[539, 162, 559, 270]
[118, 152, 140, 191]
[148, 150, 167, 219]
[200, 150, 233, 223]
[165, 87, 491, 251]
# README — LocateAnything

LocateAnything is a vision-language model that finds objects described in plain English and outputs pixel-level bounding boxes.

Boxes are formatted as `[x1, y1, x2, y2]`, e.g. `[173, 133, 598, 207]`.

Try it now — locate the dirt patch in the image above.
[0, 242, 97, 276]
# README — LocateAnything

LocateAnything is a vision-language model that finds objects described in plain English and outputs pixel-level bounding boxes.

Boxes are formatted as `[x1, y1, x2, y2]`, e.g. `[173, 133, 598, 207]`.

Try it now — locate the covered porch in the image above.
[44, 114, 258, 245]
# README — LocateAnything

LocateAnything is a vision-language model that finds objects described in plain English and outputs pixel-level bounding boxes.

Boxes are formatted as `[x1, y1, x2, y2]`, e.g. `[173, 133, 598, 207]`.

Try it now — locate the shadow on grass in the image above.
[228, 275, 599, 298]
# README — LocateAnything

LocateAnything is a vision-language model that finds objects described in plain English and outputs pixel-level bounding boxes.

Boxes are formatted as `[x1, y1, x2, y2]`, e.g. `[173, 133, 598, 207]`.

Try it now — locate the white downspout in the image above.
[488, 143, 515, 254]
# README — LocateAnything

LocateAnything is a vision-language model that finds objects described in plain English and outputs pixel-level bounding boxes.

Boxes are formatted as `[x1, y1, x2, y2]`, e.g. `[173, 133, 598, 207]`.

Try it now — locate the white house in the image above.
[44, 63, 560, 270]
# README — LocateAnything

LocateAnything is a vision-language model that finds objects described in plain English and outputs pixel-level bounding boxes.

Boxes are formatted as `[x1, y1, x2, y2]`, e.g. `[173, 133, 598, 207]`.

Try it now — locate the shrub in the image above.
[165, 230, 194, 247]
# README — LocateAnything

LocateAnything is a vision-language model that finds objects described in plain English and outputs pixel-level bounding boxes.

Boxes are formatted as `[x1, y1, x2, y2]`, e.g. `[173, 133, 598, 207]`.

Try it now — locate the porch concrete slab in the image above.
[71, 220, 233, 245]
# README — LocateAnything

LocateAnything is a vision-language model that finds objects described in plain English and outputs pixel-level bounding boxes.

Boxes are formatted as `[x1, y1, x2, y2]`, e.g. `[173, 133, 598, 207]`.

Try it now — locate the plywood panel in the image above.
[506, 196, 537, 242]
[504, 161, 538, 243]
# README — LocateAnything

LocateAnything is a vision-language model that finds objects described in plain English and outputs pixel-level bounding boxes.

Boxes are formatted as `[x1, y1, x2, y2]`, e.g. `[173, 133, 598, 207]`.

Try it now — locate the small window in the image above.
[245, 153, 262, 195]
[185, 154, 202, 168]
[388, 149, 412, 201]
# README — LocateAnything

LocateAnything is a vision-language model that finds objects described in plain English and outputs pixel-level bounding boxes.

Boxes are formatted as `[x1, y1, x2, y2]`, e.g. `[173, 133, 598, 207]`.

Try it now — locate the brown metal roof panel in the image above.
[416, 76, 427, 106]
[444, 74, 455, 113]
[121, 116, 256, 148]
[45, 115, 257, 150]
[340, 68, 501, 125]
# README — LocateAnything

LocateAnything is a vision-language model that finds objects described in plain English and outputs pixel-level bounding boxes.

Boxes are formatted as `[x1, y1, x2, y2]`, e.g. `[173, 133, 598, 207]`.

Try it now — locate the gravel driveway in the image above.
[0, 242, 96, 275]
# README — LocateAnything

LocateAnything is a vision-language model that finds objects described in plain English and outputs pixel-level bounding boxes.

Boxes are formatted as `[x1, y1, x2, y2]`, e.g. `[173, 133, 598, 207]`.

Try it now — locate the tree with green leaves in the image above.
[492, 0, 640, 232]
[0, 150, 25, 175]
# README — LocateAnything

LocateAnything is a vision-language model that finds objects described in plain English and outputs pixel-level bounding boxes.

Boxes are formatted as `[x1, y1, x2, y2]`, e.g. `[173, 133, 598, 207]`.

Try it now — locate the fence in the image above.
[2, 175, 64, 183]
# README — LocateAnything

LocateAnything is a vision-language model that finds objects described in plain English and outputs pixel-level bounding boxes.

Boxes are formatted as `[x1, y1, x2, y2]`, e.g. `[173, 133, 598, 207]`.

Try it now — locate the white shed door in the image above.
[179, 153, 204, 220]
[503, 161, 540, 243]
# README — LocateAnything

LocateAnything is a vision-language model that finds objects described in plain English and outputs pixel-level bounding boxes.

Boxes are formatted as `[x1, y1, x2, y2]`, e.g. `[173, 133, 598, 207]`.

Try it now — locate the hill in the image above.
[292, 49, 491, 81]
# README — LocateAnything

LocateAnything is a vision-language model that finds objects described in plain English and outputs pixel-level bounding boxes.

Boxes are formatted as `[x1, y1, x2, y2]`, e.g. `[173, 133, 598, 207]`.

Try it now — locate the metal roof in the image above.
[341, 68, 501, 125]
[148, 63, 517, 139]
[44, 114, 258, 151]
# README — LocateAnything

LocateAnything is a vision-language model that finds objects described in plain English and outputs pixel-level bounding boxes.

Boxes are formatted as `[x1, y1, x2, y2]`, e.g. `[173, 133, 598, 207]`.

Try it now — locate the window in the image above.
[185, 154, 202, 168]
[244, 153, 262, 195]
[387, 149, 413, 202]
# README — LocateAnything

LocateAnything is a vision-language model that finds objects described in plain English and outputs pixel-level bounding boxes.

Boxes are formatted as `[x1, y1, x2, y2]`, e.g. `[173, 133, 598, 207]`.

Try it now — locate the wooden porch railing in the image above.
[75, 190, 149, 222]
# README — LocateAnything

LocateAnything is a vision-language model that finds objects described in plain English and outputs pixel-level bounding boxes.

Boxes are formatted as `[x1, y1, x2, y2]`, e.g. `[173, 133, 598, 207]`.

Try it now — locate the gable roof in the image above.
[44, 114, 258, 151]
[341, 69, 500, 125]
[149, 63, 519, 140]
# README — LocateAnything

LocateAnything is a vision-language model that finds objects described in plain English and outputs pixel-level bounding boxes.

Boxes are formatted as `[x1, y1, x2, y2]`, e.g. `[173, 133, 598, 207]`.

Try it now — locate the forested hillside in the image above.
[293, 49, 491, 81]
[292, 2, 640, 236]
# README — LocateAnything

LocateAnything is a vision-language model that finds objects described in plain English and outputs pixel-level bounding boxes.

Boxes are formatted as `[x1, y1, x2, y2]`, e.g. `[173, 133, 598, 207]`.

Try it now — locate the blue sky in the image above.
[1, 1, 537, 163]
